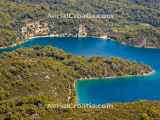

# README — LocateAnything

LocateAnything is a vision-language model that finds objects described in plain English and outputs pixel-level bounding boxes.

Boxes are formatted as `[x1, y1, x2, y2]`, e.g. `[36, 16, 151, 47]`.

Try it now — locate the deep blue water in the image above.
[1, 37, 160, 104]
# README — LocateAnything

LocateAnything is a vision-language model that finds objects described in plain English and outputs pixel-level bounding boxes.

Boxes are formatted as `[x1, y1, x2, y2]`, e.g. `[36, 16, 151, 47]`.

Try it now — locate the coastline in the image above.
[0, 35, 56, 49]
[77, 69, 155, 81]
[0, 34, 159, 50]
[75, 69, 155, 104]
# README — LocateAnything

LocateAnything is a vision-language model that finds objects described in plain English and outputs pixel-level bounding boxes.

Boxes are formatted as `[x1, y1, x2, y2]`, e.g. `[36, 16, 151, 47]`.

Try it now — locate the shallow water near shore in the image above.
[1, 37, 160, 104]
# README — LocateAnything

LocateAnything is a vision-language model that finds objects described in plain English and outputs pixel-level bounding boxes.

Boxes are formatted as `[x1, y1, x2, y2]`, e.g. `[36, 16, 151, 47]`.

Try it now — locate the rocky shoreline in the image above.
[77, 69, 155, 81]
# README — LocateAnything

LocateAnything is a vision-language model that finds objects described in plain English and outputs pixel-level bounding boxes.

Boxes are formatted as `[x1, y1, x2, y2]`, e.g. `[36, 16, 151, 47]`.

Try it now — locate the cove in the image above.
[1, 37, 160, 104]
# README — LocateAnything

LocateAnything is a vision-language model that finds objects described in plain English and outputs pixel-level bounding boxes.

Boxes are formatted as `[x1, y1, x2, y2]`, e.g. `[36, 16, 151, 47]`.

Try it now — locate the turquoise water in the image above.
[1, 37, 160, 104]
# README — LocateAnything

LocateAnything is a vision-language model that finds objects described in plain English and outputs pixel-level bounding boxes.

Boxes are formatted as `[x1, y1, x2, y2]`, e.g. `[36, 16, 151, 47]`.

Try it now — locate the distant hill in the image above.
[1, 0, 160, 48]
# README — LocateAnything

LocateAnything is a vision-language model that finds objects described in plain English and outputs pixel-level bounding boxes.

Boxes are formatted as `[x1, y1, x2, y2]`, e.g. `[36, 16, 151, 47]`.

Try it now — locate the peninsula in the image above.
[0, 45, 153, 119]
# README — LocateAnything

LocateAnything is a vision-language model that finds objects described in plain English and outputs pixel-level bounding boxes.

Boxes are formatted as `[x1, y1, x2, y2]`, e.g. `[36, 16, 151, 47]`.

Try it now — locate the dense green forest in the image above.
[0, 0, 160, 47]
[0, 46, 155, 120]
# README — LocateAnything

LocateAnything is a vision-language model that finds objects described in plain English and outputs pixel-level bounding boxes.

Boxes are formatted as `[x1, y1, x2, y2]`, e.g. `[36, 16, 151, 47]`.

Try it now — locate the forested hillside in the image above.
[0, 0, 160, 48]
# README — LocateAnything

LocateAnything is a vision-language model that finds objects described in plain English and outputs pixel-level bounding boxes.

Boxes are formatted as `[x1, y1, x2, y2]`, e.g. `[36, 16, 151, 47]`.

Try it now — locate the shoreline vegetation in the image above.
[0, 35, 56, 49]
[77, 69, 155, 81]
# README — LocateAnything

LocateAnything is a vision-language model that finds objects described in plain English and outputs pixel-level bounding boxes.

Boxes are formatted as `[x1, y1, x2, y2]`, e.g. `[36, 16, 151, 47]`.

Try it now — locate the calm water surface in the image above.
[1, 37, 160, 104]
